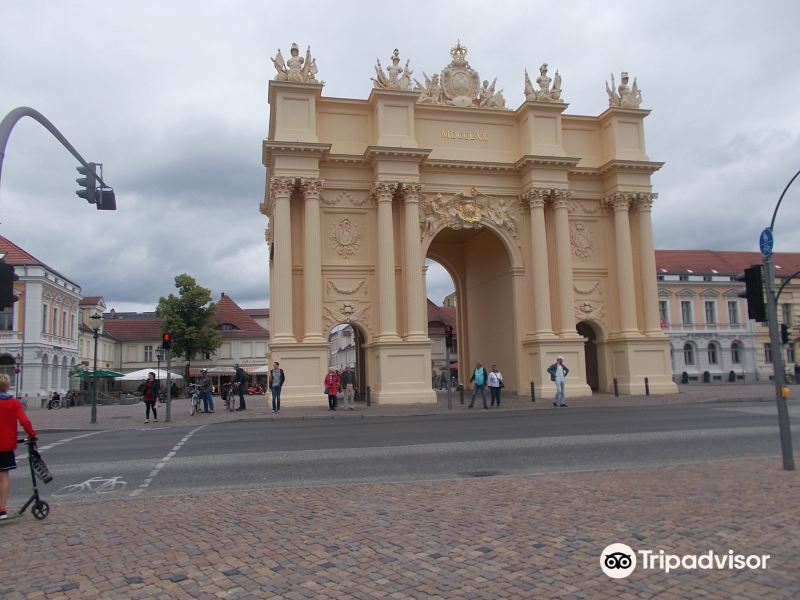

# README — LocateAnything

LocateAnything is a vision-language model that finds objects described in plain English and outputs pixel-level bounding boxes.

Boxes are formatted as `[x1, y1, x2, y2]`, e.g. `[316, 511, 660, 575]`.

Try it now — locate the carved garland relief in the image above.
[573, 280, 607, 329]
[322, 303, 374, 339]
[419, 186, 520, 242]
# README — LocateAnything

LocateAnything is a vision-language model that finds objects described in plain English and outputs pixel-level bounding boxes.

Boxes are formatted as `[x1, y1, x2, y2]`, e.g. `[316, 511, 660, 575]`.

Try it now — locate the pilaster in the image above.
[523, 188, 555, 338]
[302, 178, 325, 342]
[372, 182, 401, 342]
[551, 190, 578, 337]
[634, 193, 663, 336]
[402, 183, 428, 341]
[269, 177, 296, 343]
[605, 192, 640, 337]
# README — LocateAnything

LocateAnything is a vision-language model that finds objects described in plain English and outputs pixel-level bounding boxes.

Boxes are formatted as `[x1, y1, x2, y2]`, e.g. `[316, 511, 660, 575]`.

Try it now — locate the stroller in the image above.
[13, 438, 52, 520]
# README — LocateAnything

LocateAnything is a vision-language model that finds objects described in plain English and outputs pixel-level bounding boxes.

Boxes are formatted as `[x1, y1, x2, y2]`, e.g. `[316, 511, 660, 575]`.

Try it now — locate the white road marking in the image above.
[129, 424, 207, 497]
[16, 430, 108, 460]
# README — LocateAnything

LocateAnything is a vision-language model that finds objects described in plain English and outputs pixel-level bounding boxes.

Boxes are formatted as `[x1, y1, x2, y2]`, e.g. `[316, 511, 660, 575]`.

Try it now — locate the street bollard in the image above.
[366, 385, 371, 407]
[645, 377, 650, 396]
[530, 380, 536, 403]
[459, 384, 464, 405]
[613, 378, 619, 397]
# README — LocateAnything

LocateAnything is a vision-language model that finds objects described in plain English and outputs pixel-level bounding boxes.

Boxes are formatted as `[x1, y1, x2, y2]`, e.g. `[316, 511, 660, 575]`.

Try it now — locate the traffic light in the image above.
[0, 260, 19, 309]
[736, 265, 767, 323]
[97, 188, 116, 211]
[781, 324, 790, 345]
[445, 325, 454, 350]
[161, 332, 172, 350]
[76, 162, 99, 204]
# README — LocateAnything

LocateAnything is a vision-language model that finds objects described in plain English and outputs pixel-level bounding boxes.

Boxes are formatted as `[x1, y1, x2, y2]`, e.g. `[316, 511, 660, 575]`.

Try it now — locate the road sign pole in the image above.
[763, 252, 795, 470]
[166, 349, 172, 423]
[446, 343, 452, 410]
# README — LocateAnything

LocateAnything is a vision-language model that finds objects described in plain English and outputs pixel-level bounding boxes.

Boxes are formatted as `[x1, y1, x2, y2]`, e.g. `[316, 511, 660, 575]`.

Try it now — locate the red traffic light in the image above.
[161, 332, 172, 350]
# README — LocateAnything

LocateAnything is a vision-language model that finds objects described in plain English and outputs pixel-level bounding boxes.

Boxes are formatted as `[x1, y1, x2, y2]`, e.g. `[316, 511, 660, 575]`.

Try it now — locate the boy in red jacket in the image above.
[0, 373, 37, 519]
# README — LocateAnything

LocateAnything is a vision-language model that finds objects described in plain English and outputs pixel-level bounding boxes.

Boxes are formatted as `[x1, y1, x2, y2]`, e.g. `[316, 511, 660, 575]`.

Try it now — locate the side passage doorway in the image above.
[577, 321, 599, 391]
[328, 323, 366, 401]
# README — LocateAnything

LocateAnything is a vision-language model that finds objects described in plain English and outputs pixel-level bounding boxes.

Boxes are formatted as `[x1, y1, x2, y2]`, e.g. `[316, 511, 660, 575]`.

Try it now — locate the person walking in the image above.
[269, 361, 285, 413]
[142, 371, 160, 423]
[324, 367, 340, 411]
[340, 365, 357, 410]
[468, 362, 489, 409]
[199, 368, 214, 413]
[547, 356, 570, 407]
[487, 363, 504, 408]
[233, 363, 247, 411]
[0, 373, 37, 520]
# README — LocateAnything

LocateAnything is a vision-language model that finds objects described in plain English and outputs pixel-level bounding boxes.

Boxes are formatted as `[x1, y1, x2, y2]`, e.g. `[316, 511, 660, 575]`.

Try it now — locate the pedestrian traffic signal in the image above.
[97, 188, 116, 210]
[76, 162, 99, 204]
[781, 323, 790, 345]
[161, 332, 172, 350]
[736, 265, 767, 323]
[445, 325, 454, 349]
[0, 260, 19, 309]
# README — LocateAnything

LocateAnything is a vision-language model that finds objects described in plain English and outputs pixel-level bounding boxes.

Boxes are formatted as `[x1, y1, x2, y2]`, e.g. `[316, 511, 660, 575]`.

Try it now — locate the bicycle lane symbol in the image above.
[53, 476, 128, 497]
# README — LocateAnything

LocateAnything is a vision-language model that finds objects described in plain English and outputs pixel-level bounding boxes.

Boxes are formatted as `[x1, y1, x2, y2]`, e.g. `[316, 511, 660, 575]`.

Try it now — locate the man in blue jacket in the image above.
[547, 356, 570, 407]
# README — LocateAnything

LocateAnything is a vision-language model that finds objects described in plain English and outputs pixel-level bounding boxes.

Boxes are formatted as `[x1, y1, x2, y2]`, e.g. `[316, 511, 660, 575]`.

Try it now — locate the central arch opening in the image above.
[426, 226, 517, 392]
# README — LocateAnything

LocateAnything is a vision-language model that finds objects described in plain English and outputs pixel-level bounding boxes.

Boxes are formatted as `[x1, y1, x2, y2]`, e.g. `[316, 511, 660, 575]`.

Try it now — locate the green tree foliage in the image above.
[156, 274, 222, 372]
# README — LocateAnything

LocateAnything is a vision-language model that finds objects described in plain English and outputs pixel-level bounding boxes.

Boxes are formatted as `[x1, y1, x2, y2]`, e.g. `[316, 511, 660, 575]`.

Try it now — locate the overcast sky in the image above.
[1, 1, 799, 312]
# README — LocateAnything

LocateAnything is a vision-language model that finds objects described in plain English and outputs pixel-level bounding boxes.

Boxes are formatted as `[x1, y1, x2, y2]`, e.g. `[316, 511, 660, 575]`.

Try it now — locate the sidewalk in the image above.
[24, 382, 793, 432]
[1, 457, 797, 598]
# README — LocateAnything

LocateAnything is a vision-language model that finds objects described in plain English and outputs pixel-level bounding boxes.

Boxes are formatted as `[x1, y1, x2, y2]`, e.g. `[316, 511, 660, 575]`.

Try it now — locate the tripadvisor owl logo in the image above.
[600, 543, 637, 578]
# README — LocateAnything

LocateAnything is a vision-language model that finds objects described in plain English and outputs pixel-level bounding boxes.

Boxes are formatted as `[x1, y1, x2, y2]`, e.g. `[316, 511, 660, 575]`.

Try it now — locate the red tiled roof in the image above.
[655, 250, 800, 276]
[427, 299, 456, 333]
[215, 294, 268, 337]
[80, 296, 104, 306]
[103, 317, 163, 342]
[243, 308, 269, 317]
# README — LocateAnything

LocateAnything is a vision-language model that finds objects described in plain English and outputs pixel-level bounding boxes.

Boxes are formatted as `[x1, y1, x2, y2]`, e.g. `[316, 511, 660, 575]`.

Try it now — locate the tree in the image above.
[156, 274, 222, 379]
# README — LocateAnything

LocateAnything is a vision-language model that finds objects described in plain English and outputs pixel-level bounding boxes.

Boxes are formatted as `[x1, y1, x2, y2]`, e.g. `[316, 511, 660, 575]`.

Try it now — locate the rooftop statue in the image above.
[271, 42, 321, 85]
[605, 71, 642, 108]
[524, 63, 563, 103]
[372, 49, 413, 91]
[414, 40, 507, 110]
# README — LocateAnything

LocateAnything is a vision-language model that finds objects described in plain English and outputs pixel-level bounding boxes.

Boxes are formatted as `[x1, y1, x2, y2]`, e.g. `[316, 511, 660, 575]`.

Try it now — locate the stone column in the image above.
[526, 189, 554, 336]
[551, 190, 576, 335]
[403, 184, 427, 340]
[269, 177, 296, 343]
[608, 193, 639, 335]
[372, 182, 400, 341]
[635, 193, 662, 334]
[302, 178, 325, 342]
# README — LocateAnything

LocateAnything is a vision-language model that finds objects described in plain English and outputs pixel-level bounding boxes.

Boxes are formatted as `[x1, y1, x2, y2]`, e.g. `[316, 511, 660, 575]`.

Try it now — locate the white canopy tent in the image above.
[116, 368, 184, 381]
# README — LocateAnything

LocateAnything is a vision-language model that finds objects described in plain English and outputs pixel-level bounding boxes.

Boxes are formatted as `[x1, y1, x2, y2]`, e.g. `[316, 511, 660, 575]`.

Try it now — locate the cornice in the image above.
[598, 106, 652, 120]
[262, 141, 331, 165]
[515, 154, 582, 171]
[572, 159, 665, 177]
[421, 159, 516, 173]
[363, 146, 432, 163]
[321, 154, 370, 166]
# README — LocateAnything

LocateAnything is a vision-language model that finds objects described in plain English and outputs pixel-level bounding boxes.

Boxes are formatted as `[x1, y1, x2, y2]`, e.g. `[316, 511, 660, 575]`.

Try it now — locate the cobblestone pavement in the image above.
[1, 458, 797, 599]
[24, 383, 796, 432]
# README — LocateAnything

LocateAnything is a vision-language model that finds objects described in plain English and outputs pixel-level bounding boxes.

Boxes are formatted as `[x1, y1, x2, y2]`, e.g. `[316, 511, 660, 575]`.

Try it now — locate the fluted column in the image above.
[551, 190, 576, 335]
[608, 193, 639, 335]
[403, 183, 427, 340]
[302, 178, 325, 342]
[270, 177, 296, 343]
[372, 182, 400, 341]
[635, 193, 662, 334]
[525, 189, 554, 336]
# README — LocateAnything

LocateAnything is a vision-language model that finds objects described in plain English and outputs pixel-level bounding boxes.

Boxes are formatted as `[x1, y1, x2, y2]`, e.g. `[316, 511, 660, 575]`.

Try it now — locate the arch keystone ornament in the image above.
[263, 40, 676, 404]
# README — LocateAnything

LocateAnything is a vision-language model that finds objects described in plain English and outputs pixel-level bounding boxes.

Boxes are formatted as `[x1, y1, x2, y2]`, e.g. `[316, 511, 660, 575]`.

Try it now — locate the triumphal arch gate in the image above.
[262, 41, 677, 404]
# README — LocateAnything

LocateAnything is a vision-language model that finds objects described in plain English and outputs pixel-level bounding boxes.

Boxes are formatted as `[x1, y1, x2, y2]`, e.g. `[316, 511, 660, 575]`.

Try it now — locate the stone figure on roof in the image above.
[524, 63, 563, 103]
[606, 71, 642, 108]
[271, 43, 321, 84]
[372, 49, 413, 91]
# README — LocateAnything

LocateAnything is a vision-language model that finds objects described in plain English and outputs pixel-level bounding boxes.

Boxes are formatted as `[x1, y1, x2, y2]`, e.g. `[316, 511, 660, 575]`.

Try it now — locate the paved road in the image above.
[8, 400, 794, 509]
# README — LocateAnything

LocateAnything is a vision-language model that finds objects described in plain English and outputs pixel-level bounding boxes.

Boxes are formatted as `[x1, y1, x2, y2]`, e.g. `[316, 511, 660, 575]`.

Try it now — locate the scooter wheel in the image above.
[32, 500, 50, 520]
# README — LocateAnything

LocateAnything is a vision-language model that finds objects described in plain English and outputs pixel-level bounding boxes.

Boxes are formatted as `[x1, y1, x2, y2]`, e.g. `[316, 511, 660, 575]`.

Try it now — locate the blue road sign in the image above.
[760, 227, 774, 257]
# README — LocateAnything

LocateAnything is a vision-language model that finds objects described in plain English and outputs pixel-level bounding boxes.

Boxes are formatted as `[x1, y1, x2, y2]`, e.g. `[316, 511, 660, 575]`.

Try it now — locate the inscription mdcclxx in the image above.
[441, 129, 488, 142]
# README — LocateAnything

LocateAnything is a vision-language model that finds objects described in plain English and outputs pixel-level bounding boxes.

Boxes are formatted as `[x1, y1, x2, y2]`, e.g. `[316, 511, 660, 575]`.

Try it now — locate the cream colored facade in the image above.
[261, 42, 677, 404]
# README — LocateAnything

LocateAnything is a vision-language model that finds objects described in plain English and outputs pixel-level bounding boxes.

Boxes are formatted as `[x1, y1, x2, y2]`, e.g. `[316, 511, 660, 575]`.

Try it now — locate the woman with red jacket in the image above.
[324, 367, 340, 411]
[0, 373, 37, 520]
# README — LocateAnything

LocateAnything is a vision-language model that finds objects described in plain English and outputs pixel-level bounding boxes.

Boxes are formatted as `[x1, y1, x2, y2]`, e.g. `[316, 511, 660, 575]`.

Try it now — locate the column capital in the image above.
[301, 178, 324, 199]
[403, 183, 424, 203]
[603, 191, 635, 211]
[270, 176, 296, 197]
[549, 189, 572, 210]
[371, 181, 398, 202]
[632, 191, 658, 212]
[521, 187, 550, 209]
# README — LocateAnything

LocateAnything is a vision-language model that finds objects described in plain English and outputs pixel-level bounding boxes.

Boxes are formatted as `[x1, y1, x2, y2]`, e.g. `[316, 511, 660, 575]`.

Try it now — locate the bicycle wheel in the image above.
[191, 395, 198, 416]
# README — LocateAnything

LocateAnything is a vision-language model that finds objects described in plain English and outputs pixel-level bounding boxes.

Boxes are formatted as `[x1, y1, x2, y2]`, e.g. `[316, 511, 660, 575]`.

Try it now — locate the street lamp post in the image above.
[14, 352, 21, 398]
[156, 347, 163, 385]
[90, 313, 101, 424]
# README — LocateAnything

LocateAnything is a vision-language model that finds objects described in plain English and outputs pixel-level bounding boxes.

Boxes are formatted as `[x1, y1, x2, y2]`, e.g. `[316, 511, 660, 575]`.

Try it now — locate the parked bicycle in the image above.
[221, 382, 237, 412]
[187, 383, 203, 416]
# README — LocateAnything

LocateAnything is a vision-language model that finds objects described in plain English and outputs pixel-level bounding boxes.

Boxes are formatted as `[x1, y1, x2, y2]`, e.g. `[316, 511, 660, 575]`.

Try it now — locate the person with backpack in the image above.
[0, 373, 37, 520]
[233, 364, 247, 411]
[468, 362, 489, 409]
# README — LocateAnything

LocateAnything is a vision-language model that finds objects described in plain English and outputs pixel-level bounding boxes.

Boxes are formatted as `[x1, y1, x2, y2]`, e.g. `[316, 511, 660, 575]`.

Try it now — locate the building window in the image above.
[52, 307, 58, 336]
[61, 310, 67, 337]
[731, 341, 742, 364]
[679, 274, 689, 281]
[728, 301, 739, 325]
[70, 314, 75, 340]
[42, 305, 48, 333]
[782, 303, 792, 326]
[708, 342, 719, 365]
[704, 301, 716, 325]
[764, 343, 772, 363]
[787, 345, 796, 364]
[684, 343, 695, 365]
[0, 306, 13, 331]
[659, 301, 669, 327]
[681, 301, 693, 325]
[143, 345, 153, 362]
